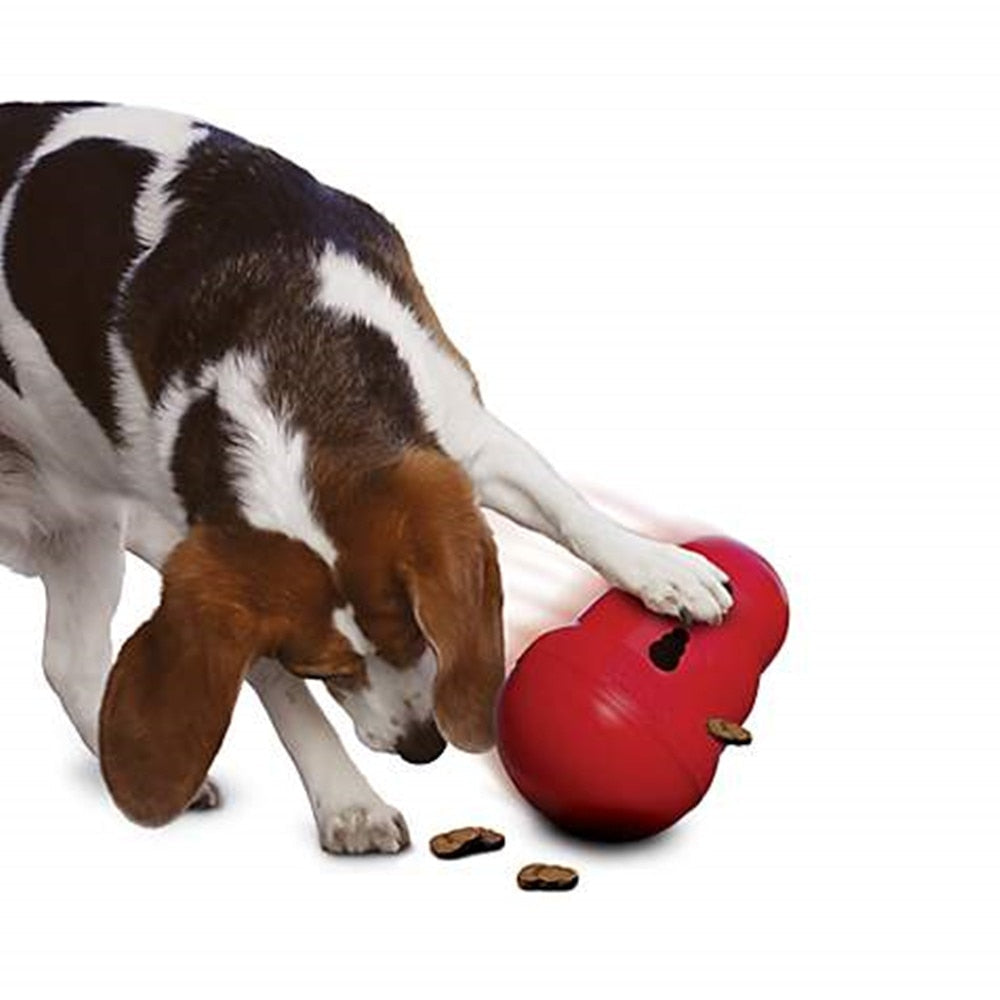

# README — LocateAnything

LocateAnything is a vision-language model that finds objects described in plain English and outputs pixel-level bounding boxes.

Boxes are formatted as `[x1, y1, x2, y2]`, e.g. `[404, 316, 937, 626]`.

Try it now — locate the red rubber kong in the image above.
[496, 536, 789, 841]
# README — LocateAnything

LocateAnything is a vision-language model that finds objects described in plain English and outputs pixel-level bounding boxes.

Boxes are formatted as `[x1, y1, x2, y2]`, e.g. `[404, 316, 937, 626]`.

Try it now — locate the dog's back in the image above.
[0, 101, 481, 572]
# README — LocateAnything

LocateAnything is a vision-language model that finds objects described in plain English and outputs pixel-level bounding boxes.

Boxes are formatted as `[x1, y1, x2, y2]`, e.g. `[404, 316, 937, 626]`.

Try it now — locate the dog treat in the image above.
[429, 826, 506, 859]
[707, 717, 753, 745]
[516, 863, 579, 891]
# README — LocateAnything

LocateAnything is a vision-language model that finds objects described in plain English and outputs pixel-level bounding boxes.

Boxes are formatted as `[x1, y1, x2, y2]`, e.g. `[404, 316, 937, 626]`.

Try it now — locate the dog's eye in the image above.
[648, 628, 689, 671]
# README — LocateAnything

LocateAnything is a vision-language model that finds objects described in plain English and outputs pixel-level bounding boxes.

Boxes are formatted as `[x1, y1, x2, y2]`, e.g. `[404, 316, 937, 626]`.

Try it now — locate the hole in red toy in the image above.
[648, 628, 689, 671]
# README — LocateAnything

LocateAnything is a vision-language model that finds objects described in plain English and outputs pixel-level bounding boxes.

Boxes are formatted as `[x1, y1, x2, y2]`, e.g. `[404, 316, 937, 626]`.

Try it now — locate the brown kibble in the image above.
[429, 826, 506, 859]
[517, 863, 579, 891]
[707, 717, 753, 745]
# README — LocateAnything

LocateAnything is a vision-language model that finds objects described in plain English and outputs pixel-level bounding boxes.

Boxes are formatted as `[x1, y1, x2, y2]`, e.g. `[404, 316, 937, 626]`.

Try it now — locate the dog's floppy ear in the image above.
[399, 504, 505, 754]
[99, 524, 361, 827]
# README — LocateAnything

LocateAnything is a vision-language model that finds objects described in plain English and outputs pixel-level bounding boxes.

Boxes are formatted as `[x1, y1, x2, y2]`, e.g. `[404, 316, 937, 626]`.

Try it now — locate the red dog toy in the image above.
[496, 536, 789, 840]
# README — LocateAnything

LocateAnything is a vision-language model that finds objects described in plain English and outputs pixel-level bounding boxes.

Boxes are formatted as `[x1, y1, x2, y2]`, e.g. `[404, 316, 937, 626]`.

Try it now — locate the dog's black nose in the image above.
[396, 720, 447, 764]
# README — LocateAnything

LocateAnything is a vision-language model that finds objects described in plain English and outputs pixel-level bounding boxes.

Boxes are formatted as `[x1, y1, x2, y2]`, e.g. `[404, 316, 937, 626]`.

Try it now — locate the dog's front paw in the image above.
[610, 539, 733, 625]
[319, 802, 411, 855]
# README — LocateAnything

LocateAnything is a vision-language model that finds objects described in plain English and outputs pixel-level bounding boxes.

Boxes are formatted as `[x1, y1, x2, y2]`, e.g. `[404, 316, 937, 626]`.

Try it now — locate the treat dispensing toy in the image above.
[496, 536, 789, 841]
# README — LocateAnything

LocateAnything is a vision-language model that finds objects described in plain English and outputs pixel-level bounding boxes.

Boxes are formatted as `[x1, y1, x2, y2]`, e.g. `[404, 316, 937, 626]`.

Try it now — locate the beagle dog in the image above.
[0, 102, 732, 853]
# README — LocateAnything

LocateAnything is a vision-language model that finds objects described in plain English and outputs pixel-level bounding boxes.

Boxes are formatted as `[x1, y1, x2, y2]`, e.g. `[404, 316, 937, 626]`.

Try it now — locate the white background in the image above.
[2, 2, 997, 996]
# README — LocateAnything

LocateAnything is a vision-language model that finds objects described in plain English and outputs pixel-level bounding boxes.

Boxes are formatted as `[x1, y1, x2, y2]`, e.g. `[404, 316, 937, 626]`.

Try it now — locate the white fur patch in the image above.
[198, 351, 337, 566]
[337, 645, 438, 751]
[315, 246, 483, 459]
[26, 104, 201, 179]
[107, 111, 208, 514]
[107, 333, 184, 516]
[333, 605, 375, 656]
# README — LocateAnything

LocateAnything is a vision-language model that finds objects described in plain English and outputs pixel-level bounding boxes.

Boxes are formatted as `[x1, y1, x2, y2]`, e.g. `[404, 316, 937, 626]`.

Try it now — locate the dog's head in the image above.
[98, 447, 504, 827]
[315, 446, 505, 764]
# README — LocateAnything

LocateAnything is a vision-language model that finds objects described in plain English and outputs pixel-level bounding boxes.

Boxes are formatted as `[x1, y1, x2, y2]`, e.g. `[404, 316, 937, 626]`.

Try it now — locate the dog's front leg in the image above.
[248, 659, 410, 854]
[460, 409, 733, 624]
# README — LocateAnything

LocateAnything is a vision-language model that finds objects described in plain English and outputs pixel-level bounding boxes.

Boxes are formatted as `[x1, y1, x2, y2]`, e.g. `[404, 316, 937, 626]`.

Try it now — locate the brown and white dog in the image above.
[0, 102, 732, 853]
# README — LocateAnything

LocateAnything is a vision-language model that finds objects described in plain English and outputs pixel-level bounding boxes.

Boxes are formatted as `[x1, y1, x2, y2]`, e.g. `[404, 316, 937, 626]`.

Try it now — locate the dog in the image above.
[0, 102, 732, 853]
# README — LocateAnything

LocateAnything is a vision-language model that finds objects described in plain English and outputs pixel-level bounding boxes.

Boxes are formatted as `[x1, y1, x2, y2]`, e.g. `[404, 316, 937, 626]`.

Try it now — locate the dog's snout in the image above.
[396, 720, 446, 764]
